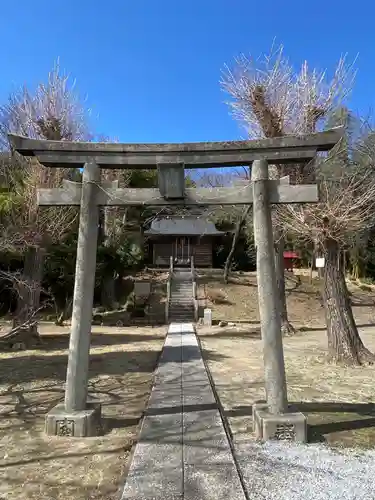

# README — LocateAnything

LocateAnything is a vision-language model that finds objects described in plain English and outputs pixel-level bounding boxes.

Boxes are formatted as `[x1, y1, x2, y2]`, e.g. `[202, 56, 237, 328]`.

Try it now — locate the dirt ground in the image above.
[197, 269, 375, 327]
[197, 270, 375, 449]
[1, 269, 375, 498]
[0, 325, 165, 500]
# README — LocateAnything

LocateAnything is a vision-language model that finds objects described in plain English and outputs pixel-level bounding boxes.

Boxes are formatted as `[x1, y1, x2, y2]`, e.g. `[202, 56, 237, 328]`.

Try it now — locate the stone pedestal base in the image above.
[253, 403, 307, 443]
[45, 402, 102, 437]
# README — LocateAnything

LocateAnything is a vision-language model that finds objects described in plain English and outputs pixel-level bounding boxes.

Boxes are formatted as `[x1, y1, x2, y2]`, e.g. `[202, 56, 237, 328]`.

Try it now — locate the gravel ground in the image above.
[235, 441, 375, 500]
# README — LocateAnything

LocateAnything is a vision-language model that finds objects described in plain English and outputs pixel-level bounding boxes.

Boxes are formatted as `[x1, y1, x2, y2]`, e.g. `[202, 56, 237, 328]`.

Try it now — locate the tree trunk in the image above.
[309, 248, 314, 284]
[101, 273, 117, 310]
[55, 297, 73, 326]
[98, 206, 117, 310]
[350, 232, 368, 280]
[13, 246, 45, 336]
[342, 249, 347, 278]
[323, 238, 374, 365]
[223, 206, 251, 284]
[274, 231, 295, 335]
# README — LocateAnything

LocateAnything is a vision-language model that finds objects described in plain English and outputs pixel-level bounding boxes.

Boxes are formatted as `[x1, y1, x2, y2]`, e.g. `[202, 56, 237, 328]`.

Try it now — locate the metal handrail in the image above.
[191, 256, 199, 322]
[166, 256, 174, 324]
[166, 279, 171, 324]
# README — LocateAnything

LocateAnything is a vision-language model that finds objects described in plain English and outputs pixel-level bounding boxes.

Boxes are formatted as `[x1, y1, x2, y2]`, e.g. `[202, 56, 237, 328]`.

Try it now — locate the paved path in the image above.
[121, 322, 247, 500]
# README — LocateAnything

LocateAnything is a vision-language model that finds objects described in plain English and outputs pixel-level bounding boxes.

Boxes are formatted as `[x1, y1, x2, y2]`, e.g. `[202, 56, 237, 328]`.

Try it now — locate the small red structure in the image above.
[283, 251, 300, 272]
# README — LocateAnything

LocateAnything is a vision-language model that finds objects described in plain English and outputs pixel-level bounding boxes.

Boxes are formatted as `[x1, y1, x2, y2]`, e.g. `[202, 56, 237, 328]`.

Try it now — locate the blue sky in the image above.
[1, 0, 375, 143]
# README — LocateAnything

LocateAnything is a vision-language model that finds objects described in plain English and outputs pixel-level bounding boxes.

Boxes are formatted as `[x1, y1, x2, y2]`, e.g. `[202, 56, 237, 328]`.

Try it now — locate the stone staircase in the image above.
[168, 269, 195, 322]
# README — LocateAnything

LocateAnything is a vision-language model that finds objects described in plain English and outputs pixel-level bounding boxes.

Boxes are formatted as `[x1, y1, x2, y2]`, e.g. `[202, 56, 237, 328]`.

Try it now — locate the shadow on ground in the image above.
[199, 322, 375, 338]
[199, 327, 262, 339]
[0, 330, 229, 443]
[3, 467, 125, 500]
[197, 274, 257, 288]
[296, 401, 375, 446]
[298, 323, 375, 332]
[225, 401, 375, 448]
[0, 345, 228, 385]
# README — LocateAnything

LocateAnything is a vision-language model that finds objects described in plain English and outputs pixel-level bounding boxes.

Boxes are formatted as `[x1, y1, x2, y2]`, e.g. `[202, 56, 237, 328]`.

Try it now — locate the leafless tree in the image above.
[194, 168, 253, 281]
[0, 61, 91, 331]
[221, 43, 357, 338]
[276, 132, 375, 363]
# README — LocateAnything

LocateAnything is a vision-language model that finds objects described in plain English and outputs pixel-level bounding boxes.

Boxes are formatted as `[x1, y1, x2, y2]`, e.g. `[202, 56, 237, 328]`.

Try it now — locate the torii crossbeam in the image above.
[9, 127, 341, 168]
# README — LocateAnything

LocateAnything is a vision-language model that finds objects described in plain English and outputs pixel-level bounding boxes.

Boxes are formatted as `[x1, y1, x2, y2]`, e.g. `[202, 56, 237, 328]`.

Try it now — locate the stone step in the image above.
[169, 309, 194, 313]
[170, 314, 194, 319]
[169, 306, 194, 309]
[170, 306, 194, 310]
[170, 308, 193, 311]
[169, 315, 194, 319]
[169, 313, 194, 316]
[169, 318, 195, 322]
[170, 315, 195, 319]
[170, 304, 194, 308]
[171, 302, 193, 306]
[170, 303, 194, 306]
[169, 307, 194, 311]
[171, 292, 193, 296]
[171, 298, 192, 301]
[169, 311, 194, 314]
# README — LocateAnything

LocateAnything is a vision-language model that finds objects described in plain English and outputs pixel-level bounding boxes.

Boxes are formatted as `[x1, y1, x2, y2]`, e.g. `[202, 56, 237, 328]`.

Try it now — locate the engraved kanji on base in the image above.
[274, 423, 295, 440]
[56, 419, 75, 436]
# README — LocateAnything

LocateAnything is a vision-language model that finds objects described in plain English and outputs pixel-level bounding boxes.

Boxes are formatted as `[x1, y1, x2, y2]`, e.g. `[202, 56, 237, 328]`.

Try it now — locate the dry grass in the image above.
[133, 269, 169, 284]
[198, 270, 375, 327]
[0, 325, 165, 500]
[1, 267, 375, 498]
[199, 325, 375, 448]
[197, 271, 260, 321]
[198, 270, 375, 449]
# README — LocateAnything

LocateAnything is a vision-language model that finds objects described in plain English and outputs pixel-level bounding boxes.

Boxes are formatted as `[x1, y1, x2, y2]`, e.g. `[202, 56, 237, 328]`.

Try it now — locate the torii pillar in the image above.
[251, 160, 307, 442]
[45, 161, 103, 436]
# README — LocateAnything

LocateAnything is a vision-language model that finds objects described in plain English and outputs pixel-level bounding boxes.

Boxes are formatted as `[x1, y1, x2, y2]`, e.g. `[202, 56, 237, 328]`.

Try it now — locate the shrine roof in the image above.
[144, 217, 224, 236]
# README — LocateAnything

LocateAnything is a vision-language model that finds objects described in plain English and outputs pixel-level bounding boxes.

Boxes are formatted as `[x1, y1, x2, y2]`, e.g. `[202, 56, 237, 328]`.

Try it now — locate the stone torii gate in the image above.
[9, 128, 342, 440]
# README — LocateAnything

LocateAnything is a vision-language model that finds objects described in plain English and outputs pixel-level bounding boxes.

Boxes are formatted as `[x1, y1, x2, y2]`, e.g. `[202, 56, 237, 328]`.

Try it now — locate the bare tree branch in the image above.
[221, 44, 357, 137]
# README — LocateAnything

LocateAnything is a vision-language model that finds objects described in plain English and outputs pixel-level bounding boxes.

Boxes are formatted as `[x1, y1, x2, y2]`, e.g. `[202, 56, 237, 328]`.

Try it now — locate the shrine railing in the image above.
[166, 256, 174, 323]
[191, 256, 199, 322]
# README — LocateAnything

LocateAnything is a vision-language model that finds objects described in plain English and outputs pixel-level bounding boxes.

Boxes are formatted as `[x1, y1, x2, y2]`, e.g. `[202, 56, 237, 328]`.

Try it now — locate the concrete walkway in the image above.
[121, 323, 247, 500]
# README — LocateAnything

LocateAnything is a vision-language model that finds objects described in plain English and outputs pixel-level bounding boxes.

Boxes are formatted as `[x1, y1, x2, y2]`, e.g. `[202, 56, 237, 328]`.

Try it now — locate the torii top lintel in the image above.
[8, 128, 343, 169]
